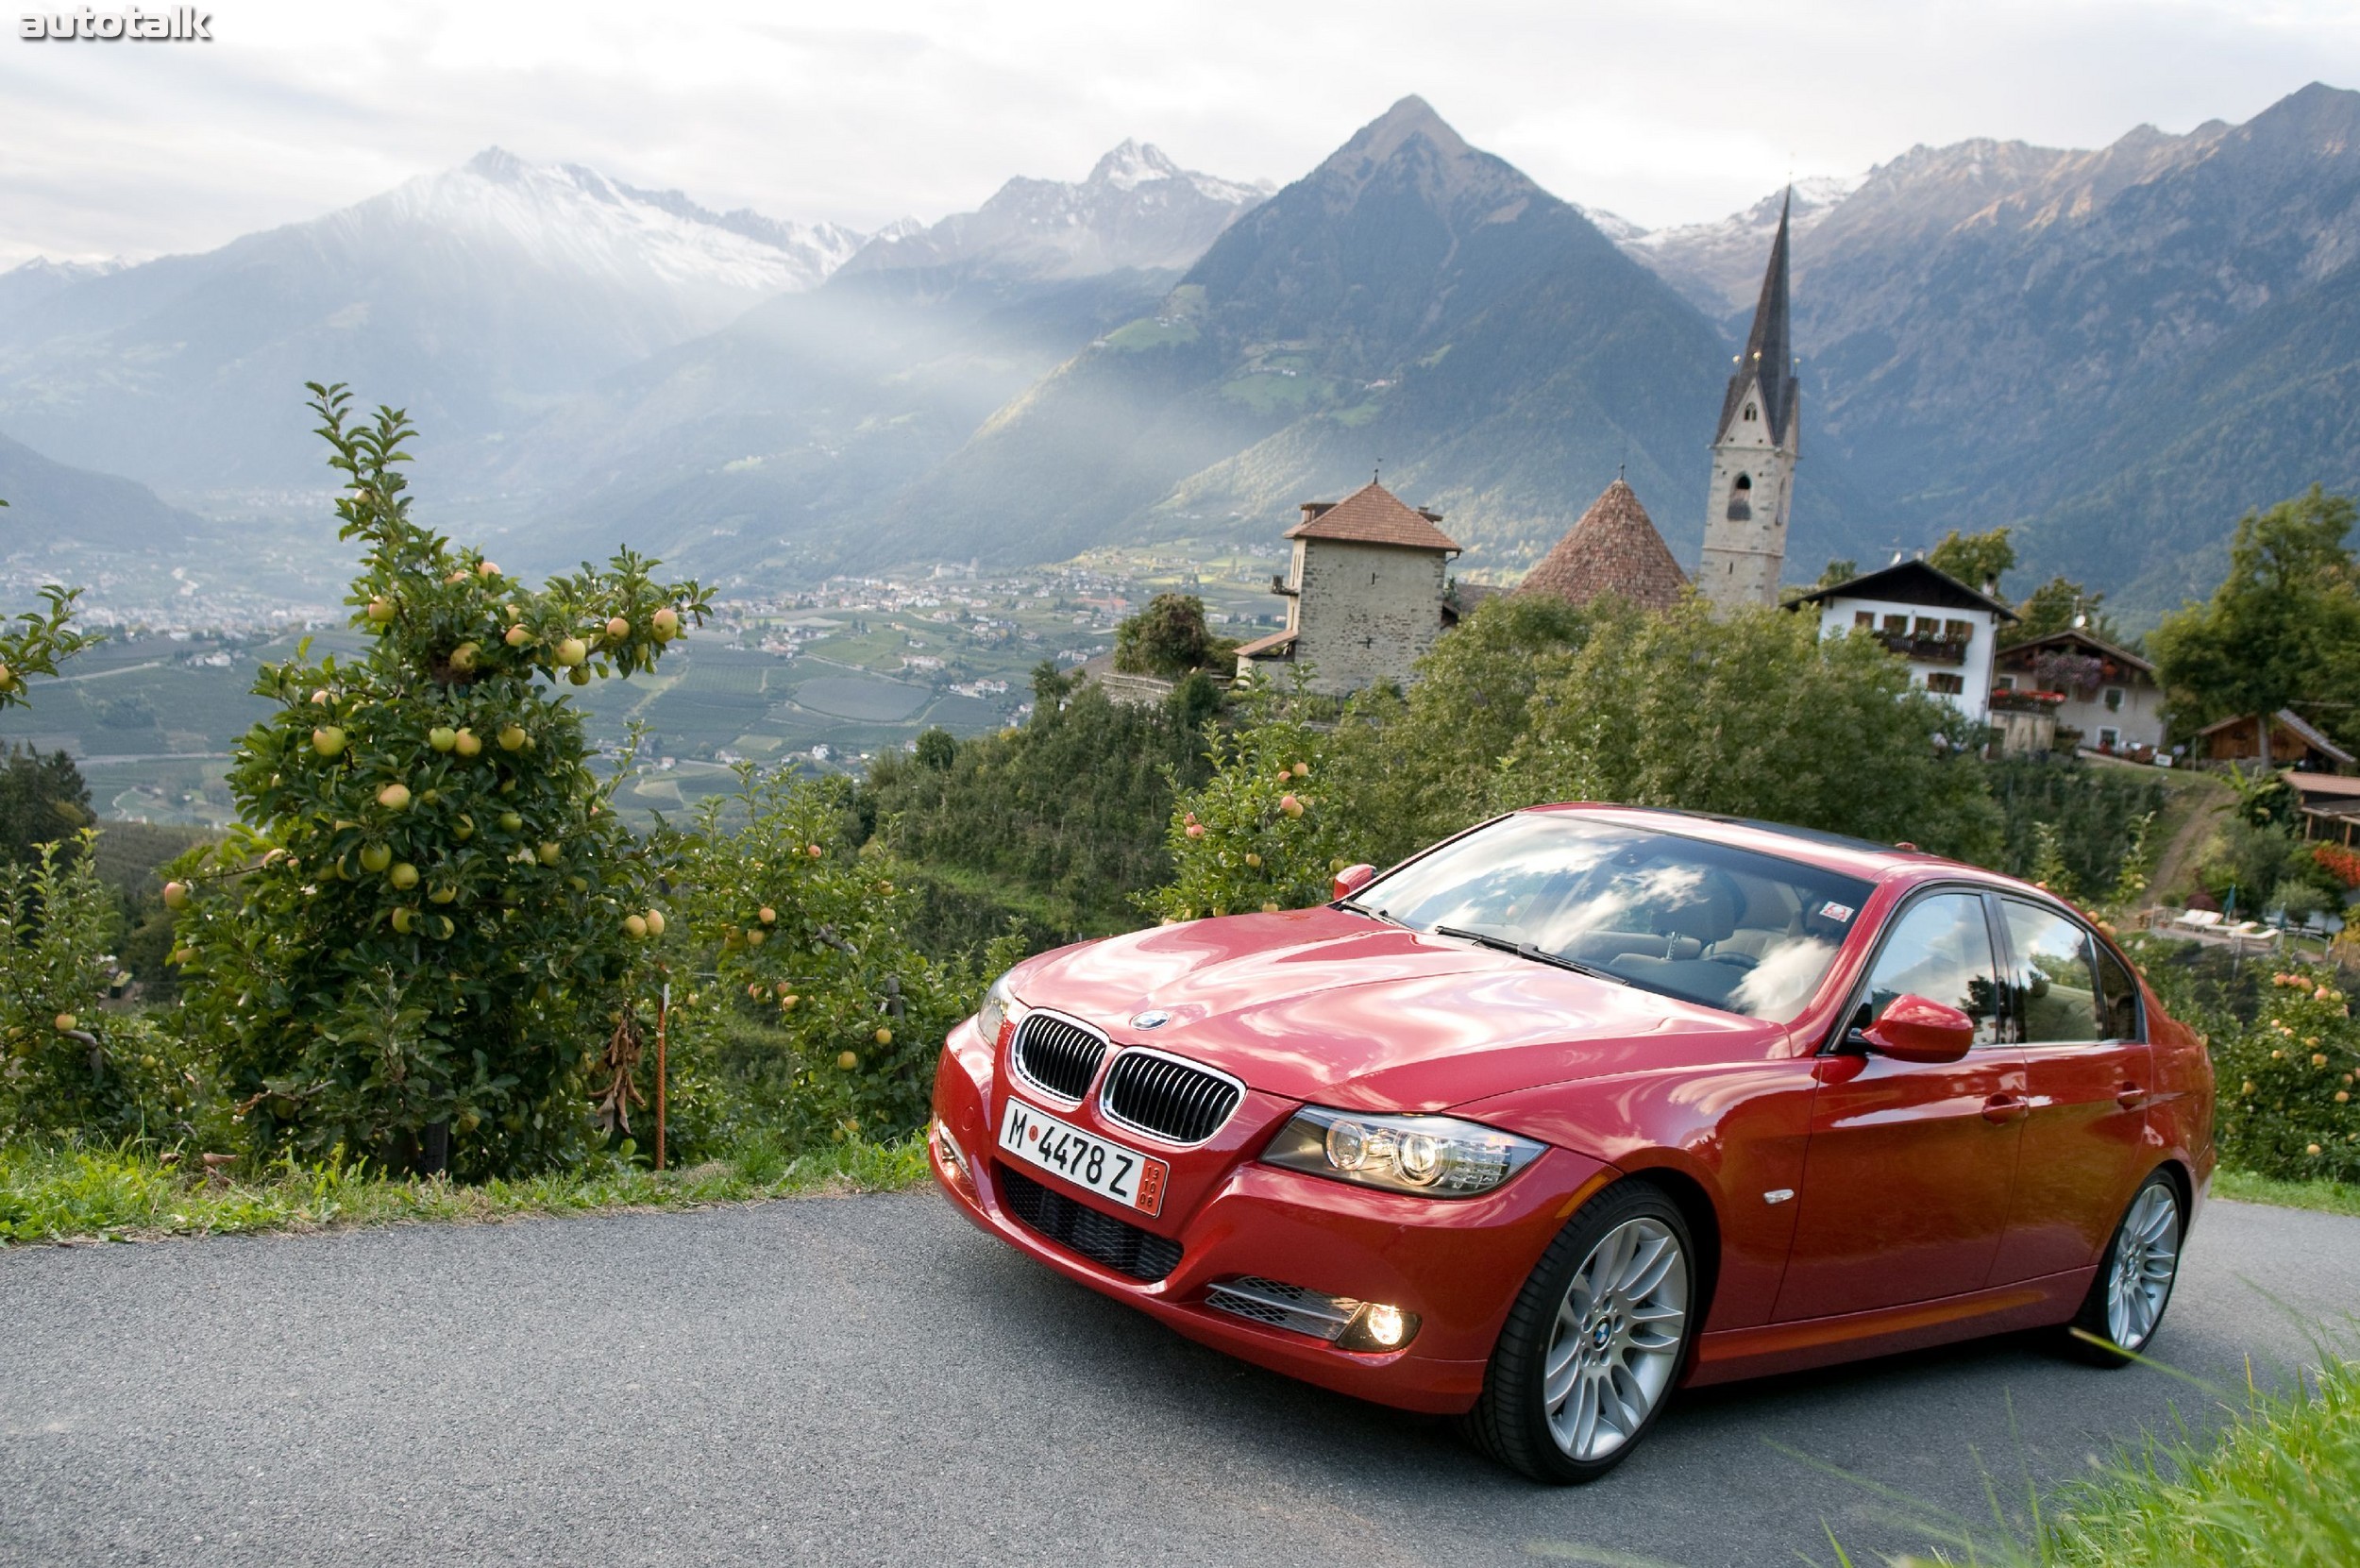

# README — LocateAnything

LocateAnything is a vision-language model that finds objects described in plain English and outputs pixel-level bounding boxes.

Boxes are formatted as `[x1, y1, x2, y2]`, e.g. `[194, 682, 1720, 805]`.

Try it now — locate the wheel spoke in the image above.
[1542, 1214, 1691, 1463]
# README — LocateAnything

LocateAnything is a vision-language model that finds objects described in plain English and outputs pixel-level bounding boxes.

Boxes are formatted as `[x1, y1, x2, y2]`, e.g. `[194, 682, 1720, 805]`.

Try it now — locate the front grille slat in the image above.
[1100, 1050, 1241, 1145]
[1011, 1014, 1109, 1102]
[994, 1164, 1182, 1282]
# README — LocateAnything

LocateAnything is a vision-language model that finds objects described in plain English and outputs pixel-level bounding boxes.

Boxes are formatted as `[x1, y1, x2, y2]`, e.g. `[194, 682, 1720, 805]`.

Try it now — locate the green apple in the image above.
[359, 844, 393, 874]
[429, 727, 458, 753]
[312, 726, 346, 758]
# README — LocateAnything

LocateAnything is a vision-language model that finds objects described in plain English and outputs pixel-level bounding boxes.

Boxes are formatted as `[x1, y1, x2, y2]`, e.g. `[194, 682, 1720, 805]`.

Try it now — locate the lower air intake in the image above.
[994, 1164, 1182, 1283]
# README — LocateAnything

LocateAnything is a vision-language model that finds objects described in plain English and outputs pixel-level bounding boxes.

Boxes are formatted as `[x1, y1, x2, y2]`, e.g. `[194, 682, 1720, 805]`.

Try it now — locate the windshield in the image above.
[1348, 812, 1874, 1021]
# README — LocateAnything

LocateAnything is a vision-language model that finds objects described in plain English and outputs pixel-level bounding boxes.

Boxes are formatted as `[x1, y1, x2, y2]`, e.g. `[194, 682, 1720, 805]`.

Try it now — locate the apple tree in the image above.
[1144, 680, 1346, 921]
[168, 385, 708, 1177]
[659, 769, 1022, 1150]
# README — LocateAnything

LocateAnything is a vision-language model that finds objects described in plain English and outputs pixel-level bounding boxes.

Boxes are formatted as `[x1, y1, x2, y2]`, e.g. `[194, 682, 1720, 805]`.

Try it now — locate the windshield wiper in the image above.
[1432, 924, 1630, 986]
[1338, 898, 1402, 926]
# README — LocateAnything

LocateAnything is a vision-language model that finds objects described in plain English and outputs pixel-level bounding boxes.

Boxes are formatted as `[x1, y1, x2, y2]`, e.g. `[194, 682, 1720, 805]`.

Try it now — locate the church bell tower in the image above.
[1700, 191, 1799, 611]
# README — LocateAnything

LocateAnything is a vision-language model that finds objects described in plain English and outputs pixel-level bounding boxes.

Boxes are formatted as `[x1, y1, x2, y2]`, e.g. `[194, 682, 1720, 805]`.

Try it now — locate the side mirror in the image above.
[1332, 863, 1376, 902]
[1858, 993, 1975, 1064]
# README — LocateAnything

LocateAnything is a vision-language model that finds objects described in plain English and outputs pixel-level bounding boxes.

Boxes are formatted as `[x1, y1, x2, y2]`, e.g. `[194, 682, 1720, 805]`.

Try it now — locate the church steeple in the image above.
[1700, 189, 1801, 611]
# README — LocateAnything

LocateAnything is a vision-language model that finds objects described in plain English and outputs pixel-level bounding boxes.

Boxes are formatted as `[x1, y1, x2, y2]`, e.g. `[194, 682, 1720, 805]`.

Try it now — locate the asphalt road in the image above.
[4, 1192, 2355, 1568]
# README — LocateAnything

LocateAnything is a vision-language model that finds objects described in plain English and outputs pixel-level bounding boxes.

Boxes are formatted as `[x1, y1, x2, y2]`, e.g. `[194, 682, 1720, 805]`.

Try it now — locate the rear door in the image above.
[1989, 899, 2153, 1283]
[1777, 889, 2027, 1320]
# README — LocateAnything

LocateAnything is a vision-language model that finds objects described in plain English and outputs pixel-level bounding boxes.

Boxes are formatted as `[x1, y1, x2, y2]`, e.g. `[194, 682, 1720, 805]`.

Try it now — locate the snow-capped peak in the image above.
[364, 149, 867, 299]
[1090, 140, 1184, 191]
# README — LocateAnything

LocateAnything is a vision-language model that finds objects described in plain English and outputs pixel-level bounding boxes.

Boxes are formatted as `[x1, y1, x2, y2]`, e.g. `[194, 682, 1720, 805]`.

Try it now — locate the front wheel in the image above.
[2063, 1170, 2183, 1367]
[1464, 1182, 1698, 1483]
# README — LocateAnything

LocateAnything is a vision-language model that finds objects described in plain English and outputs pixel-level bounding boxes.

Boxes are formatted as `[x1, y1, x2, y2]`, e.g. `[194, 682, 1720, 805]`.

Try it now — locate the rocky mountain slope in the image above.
[852, 98, 1757, 578]
[1625, 83, 2360, 612]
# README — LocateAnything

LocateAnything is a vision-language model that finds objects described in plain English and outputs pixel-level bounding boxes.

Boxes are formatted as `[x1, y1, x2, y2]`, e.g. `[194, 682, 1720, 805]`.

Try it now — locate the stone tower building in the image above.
[1700, 191, 1800, 611]
[1235, 481, 1459, 696]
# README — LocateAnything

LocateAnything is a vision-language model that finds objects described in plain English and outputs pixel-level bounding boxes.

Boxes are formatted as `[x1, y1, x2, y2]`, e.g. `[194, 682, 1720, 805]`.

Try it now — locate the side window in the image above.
[1861, 892, 2001, 1046]
[2094, 942, 2143, 1042]
[2001, 901, 2104, 1044]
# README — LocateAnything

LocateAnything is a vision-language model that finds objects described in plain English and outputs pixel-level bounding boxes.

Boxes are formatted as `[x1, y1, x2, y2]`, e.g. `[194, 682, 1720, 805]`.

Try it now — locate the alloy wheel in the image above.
[2105, 1181, 2181, 1351]
[1542, 1215, 1689, 1461]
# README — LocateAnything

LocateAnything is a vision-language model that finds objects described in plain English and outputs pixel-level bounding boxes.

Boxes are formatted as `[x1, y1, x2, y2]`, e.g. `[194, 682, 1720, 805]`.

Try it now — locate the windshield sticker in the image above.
[1818, 901, 1856, 923]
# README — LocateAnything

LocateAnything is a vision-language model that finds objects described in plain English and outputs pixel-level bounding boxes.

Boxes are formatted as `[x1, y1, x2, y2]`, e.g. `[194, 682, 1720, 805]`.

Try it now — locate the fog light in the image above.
[1336, 1300, 1419, 1351]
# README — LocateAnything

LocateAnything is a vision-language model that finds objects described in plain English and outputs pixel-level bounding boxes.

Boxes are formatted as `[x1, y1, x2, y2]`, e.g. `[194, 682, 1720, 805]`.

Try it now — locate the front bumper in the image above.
[929, 1018, 1610, 1416]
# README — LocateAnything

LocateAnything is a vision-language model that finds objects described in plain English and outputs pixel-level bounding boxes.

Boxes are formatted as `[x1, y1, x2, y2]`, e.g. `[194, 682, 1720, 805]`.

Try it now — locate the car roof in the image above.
[1520, 801, 2006, 890]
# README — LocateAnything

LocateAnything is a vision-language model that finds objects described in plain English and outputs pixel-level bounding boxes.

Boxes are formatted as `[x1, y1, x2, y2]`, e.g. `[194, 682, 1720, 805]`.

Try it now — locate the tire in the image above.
[1463, 1182, 1699, 1483]
[2062, 1170, 2184, 1368]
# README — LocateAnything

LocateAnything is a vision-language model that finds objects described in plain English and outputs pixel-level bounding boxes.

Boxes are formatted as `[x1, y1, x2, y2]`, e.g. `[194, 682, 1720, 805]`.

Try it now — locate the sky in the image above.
[5, 0, 2356, 266]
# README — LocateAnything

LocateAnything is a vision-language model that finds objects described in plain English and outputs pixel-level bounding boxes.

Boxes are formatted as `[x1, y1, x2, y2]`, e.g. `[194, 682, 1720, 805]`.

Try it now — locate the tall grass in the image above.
[1813, 1345, 2360, 1568]
[0, 1133, 929, 1245]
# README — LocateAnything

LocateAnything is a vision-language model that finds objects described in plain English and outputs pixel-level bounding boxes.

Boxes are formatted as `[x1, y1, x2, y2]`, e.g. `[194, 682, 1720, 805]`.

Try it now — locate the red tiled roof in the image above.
[1285, 481, 1458, 552]
[1514, 480, 1689, 612]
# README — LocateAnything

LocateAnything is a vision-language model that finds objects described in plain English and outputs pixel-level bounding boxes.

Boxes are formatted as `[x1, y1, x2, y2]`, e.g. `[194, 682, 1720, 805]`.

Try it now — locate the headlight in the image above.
[1260, 1106, 1544, 1198]
[976, 970, 1023, 1047]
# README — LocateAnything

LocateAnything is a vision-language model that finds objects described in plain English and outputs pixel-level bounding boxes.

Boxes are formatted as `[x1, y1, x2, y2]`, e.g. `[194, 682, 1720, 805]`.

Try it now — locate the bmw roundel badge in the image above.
[1129, 1009, 1171, 1031]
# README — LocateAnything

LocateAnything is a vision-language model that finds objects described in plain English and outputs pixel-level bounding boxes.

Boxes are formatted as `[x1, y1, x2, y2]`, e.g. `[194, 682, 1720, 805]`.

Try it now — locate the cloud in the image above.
[4, 0, 2354, 265]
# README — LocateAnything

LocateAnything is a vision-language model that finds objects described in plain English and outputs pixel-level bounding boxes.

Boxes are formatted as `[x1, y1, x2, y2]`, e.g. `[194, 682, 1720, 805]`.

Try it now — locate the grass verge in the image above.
[1877, 1350, 2360, 1566]
[2214, 1167, 2360, 1219]
[0, 1134, 930, 1245]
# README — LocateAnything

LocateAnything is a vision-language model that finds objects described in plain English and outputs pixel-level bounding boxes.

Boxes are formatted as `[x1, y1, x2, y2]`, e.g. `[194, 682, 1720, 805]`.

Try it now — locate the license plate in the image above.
[998, 1096, 1170, 1218]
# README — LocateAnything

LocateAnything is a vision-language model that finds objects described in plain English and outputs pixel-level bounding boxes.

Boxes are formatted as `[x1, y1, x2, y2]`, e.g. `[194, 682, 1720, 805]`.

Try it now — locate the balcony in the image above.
[1877, 631, 1968, 666]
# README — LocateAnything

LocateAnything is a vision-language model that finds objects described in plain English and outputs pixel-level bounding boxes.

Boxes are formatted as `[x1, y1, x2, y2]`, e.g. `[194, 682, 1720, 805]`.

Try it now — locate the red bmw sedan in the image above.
[929, 805, 2214, 1482]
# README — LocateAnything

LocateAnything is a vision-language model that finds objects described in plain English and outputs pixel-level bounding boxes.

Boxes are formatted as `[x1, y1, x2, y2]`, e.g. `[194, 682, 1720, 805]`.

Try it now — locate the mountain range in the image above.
[8, 83, 2360, 621]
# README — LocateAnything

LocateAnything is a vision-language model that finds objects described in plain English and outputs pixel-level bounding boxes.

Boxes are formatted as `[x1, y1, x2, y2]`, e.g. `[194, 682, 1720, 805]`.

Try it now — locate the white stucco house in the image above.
[1789, 559, 2016, 725]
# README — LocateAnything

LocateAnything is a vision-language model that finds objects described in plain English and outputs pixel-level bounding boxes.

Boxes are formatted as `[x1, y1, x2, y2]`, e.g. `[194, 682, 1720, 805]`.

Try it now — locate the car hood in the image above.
[1014, 907, 1789, 1111]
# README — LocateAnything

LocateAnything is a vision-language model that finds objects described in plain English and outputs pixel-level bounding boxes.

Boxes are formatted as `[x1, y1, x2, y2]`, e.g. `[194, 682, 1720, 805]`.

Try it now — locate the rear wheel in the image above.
[2063, 1170, 2183, 1367]
[1464, 1183, 1697, 1483]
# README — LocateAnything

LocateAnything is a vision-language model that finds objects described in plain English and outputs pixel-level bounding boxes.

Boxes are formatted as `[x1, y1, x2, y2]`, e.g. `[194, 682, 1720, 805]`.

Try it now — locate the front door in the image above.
[1989, 900, 2154, 1283]
[1777, 890, 2026, 1321]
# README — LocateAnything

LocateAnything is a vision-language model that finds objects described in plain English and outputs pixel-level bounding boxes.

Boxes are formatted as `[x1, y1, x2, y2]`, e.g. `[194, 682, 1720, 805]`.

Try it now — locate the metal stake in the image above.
[656, 983, 670, 1172]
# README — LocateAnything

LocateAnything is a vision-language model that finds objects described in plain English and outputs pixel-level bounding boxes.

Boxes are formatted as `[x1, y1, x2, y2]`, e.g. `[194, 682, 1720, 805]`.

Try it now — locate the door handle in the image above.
[1981, 1094, 2029, 1124]
[2116, 1083, 2147, 1110]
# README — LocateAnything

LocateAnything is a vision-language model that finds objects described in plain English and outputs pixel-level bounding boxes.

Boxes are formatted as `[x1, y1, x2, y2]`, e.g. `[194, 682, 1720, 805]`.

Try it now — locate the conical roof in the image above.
[1717, 188, 1798, 445]
[1515, 479, 1689, 611]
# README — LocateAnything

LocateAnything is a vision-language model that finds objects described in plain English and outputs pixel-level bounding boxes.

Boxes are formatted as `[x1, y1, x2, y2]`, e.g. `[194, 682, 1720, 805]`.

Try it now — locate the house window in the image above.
[1853, 611, 1874, 629]
[1882, 614, 1908, 633]
[1744, 404, 1757, 422]
[1926, 672, 1965, 695]
[2098, 727, 2121, 750]
[1944, 618, 1973, 642]
[2104, 686, 2125, 712]
[1913, 616, 1940, 637]
[1996, 675, 2016, 691]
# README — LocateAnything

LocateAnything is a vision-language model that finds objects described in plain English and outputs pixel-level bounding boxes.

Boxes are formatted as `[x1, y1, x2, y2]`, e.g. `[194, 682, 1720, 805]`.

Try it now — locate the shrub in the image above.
[2316, 842, 2360, 890]
[1113, 593, 1232, 679]
[0, 833, 210, 1140]
[1145, 681, 1345, 921]
[169, 386, 707, 1178]
[1499, 599, 2003, 862]
[666, 770, 1021, 1149]
[2212, 963, 2360, 1182]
